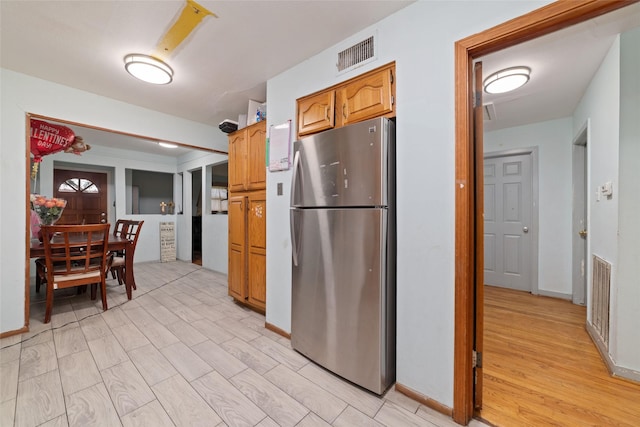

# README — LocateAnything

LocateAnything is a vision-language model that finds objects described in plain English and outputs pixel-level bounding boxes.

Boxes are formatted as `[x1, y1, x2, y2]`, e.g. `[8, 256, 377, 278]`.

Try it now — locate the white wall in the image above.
[177, 153, 229, 275]
[266, 0, 550, 407]
[615, 27, 640, 373]
[484, 118, 574, 296]
[0, 69, 226, 334]
[572, 37, 620, 324]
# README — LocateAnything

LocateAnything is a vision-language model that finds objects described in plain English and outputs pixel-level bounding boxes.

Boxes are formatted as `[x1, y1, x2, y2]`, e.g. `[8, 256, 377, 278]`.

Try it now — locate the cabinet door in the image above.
[247, 191, 266, 310]
[247, 121, 267, 190]
[228, 130, 247, 192]
[337, 66, 394, 127]
[297, 90, 335, 137]
[228, 195, 247, 300]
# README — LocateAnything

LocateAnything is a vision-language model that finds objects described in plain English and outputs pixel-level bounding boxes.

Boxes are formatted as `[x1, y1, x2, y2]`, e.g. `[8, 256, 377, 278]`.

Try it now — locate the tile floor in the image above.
[0, 261, 487, 427]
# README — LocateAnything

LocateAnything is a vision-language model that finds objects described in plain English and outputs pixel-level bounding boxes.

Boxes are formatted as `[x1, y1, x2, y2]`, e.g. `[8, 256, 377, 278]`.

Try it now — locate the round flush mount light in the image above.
[158, 142, 178, 149]
[124, 54, 173, 85]
[483, 66, 531, 94]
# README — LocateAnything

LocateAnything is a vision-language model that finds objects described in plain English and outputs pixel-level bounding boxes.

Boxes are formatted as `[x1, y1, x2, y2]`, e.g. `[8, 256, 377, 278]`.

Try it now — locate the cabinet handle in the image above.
[326, 108, 329, 121]
[342, 103, 346, 119]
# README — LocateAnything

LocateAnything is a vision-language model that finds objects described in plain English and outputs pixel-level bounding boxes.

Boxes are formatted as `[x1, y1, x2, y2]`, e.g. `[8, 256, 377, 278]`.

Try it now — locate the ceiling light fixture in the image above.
[483, 66, 531, 94]
[124, 54, 173, 85]
[158, 142, 178, 149]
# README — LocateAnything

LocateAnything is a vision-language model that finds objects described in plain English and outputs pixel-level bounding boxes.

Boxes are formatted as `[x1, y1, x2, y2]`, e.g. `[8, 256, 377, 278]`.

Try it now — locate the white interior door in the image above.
[484, 153, 533, 291]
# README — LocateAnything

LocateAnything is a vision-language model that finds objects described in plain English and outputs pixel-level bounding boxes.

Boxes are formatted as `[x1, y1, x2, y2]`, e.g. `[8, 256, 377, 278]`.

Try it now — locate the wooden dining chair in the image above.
[35, 257, 47, 293]
[110, 220, 144, 291]
[110, 219, 128, 280]
[40, 223, 111, 323]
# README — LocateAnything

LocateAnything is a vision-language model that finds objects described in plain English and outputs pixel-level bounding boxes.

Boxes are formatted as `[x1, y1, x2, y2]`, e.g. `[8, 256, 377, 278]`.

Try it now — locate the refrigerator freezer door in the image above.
[291, 207, 394, 394]
[291, 117, 393, 208]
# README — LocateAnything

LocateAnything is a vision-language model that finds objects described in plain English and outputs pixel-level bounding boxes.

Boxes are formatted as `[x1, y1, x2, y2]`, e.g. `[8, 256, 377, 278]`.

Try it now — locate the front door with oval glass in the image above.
[54, 169, 108, 225]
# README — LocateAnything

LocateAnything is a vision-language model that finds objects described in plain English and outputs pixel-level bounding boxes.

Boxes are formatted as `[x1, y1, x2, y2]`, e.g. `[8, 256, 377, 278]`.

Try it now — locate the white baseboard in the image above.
[586, 321, 640, 384]
[535, 289, 572, 300]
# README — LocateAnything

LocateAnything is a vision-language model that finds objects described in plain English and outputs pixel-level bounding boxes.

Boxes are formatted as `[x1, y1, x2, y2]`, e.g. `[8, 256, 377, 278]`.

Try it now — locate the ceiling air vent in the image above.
[337, 35, 375, 73]
[483, 103, 496, 121]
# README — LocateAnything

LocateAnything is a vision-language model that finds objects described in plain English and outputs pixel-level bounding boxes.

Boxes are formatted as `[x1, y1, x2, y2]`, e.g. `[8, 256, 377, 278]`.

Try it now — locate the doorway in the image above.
[571, 123, 588, 306]
[452, 2, 632, 424]
[191, 168, 202, 265]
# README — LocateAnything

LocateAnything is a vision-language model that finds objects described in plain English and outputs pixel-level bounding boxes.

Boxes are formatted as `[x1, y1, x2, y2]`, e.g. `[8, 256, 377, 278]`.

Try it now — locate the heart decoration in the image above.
[30, 119, 75, 163]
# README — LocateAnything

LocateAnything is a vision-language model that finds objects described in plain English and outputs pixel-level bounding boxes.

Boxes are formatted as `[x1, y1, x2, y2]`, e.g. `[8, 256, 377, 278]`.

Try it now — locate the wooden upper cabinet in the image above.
[247, 121, 267, 190]
[228, 130, 247, 192]
[337, 66, 394, 127]
[229, 121, 266, 192]
[298, 90, 335, 137]
[296, 62, 395, 138]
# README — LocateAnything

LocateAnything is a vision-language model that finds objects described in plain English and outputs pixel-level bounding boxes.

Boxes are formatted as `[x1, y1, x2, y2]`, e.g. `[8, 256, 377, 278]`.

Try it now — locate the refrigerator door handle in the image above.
[290, 150, 301, 207]
[290, 210, 299, 266]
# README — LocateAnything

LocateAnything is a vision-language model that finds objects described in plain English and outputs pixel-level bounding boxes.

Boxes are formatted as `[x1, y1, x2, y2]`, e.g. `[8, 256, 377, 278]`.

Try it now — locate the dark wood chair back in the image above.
[41, 223, 111, 323]
[112, 219, 128, 253]
[110, 220, 144, 292]
[120, 220, 144, 250]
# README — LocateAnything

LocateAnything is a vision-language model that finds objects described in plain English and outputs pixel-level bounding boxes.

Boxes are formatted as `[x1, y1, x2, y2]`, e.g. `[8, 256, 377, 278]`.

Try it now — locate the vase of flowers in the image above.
[31, 194, 67, 242]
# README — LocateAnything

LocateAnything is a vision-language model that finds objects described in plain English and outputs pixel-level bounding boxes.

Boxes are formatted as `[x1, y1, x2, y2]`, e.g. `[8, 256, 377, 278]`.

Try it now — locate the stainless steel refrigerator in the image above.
[290, 117, 395, 395]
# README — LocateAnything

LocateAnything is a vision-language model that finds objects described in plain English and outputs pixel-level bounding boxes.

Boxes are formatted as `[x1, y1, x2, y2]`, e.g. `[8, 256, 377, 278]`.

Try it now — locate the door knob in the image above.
[523, 226, 529, 233]
[579, 229, 587, 238]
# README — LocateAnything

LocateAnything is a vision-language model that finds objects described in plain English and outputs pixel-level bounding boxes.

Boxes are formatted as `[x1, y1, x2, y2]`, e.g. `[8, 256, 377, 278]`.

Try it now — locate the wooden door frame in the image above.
[452, 1, 636, 424]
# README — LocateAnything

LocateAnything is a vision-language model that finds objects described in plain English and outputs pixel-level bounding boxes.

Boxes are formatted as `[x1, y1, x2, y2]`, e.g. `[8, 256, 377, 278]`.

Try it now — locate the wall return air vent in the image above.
[337, 35, 376, 73]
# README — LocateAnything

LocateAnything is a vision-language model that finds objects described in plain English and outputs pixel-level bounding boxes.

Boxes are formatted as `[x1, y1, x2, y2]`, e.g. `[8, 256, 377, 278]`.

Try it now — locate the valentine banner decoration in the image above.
[30, 119, 75, 163]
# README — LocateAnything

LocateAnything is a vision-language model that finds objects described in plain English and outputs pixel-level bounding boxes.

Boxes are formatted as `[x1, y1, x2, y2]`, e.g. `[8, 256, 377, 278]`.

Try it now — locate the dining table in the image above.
[30, 234, 136, 300]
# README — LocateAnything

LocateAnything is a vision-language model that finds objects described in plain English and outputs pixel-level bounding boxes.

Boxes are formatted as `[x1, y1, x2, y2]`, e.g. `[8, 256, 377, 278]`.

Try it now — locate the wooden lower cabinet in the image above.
[228, 195, 246, 301]
[227, 191, 266, 312]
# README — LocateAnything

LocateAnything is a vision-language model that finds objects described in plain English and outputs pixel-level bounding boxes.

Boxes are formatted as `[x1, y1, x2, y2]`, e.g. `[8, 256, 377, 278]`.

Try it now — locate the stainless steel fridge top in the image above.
[291, 117, 395, 209]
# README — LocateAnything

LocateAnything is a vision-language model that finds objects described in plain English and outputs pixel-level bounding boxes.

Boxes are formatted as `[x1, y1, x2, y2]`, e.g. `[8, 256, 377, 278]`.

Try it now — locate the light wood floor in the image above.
[479, 285, 640, 426]
[0, 261, 487, 427]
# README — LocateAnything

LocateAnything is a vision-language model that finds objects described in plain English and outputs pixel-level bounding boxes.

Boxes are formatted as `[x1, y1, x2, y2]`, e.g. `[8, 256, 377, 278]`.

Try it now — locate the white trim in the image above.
[571, 119, 589, 306]
[586, 321, 640, 384]
[537, 289, 571, 300]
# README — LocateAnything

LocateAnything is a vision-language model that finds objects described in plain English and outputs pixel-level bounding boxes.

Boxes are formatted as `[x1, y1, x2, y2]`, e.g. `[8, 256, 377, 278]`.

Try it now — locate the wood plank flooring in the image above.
[479, 285, 640, 426]
[0, 261, 487, 427]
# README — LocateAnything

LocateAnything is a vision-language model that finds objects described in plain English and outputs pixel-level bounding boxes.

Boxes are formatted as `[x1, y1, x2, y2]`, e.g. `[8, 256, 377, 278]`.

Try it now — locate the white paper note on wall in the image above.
[268, 120, 292, 172]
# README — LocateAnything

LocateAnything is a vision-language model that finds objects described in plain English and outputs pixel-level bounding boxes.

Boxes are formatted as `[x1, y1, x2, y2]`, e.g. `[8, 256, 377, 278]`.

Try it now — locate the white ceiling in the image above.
[0, 1, 413, 125]
[480, 2, 640, 132]
[2, 1, 639, 156]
